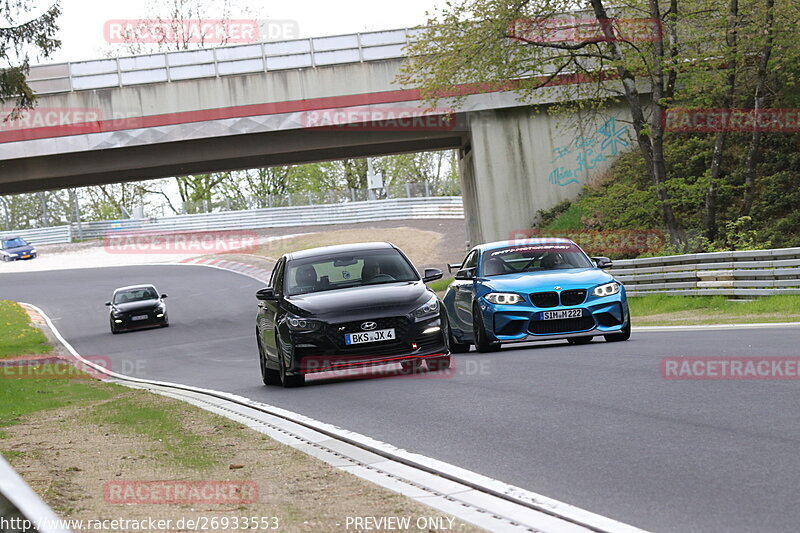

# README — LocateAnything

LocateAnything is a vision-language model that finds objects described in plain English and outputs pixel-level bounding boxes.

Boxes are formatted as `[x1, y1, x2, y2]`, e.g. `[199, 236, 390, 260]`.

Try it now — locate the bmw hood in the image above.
[480, 268, 615, 292]
[288, 282, 432, 320]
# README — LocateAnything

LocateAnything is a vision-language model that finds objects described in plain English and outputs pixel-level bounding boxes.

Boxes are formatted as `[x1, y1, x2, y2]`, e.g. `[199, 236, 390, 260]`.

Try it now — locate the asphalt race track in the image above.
[3, 264, 800, 533]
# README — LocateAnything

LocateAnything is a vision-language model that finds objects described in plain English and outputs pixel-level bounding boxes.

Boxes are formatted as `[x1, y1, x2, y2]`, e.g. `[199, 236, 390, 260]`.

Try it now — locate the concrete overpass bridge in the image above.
[0, 29, 633, 244]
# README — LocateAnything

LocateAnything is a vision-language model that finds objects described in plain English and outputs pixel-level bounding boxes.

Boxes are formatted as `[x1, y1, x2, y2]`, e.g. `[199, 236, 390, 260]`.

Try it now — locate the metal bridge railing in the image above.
[26, 28, 418, 95]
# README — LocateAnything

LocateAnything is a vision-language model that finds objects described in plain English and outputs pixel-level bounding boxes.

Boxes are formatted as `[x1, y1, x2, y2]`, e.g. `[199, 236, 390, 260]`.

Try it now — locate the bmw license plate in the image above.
[131, 315, 148, 321]
[345, 328, 396, 345]
[541, 309, 584, 320]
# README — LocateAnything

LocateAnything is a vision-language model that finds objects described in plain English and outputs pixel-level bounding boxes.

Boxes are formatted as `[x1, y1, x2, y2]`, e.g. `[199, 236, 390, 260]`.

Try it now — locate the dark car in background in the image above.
[255, 242, 449, 387]
[106, 284, 169, 334]
[0, 237, 37, 261]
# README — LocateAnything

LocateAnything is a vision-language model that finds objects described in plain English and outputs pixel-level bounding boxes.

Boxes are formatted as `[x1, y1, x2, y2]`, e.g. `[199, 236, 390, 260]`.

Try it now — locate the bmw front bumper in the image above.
[478, 294, 629, 343]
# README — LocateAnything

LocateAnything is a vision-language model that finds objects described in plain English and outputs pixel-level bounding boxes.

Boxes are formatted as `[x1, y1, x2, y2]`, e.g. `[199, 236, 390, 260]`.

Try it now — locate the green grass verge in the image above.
[429, 277, 454, 293]
[542, 204, 586, 230]
[0, 300, 227, 470]
[0, 377, 115, 439]
[629, 294, 800, 325]
[0, 300, 52, 358]
[90, 396, 219, 470]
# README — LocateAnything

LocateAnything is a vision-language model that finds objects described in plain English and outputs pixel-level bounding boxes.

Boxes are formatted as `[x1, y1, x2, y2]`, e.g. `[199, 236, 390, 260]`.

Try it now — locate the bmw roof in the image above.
[477, 237, 576, 252]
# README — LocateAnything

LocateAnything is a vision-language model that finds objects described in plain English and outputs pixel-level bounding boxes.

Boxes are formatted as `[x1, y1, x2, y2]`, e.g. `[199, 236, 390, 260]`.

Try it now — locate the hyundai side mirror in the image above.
[593, 256, 613, 269]
[454, 267, 476, 280]
[256, 287, 277, 301]
[104, 301, 111, 306]
[422, 268, 443, 283]
[160, 293, 168, 299]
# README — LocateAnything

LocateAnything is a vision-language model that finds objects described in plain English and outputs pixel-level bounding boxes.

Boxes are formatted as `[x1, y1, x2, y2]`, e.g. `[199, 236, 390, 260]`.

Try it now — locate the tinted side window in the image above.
[270, 259, 285, 296]
[462, 250, 479, 270]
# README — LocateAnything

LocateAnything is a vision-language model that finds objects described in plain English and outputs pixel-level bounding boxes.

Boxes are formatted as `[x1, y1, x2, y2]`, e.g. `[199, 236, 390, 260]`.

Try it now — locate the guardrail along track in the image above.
[610, 247, 800, 296]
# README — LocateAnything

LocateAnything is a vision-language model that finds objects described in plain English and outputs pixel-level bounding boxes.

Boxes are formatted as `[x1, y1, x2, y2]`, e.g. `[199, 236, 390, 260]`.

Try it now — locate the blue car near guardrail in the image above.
[443, 238, 630, 352]
[0, 237, 37, 262]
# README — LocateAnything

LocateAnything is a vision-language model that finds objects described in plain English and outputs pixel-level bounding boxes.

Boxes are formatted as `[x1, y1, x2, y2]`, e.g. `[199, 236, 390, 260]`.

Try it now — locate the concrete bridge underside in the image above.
[0, 51, 633, 245]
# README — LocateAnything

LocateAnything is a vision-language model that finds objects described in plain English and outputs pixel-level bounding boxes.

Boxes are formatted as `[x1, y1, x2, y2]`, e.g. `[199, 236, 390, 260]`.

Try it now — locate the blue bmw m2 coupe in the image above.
[443, 238, 630, 352]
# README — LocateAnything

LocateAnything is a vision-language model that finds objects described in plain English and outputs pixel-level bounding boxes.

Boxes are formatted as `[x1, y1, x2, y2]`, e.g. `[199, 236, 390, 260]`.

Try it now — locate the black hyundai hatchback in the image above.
[256, 242, 450, 387]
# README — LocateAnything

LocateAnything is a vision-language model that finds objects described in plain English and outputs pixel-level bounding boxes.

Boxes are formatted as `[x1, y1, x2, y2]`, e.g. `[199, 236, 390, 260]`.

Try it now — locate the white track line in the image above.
[634, 322, 800, 332]
[23, 302, 651, 533]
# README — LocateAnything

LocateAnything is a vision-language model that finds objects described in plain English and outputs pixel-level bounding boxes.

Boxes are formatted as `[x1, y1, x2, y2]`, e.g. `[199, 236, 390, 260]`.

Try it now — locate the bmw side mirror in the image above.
[593, 256, 613, 269]
[422, 268, 443, 283]
[447, 262, 462, 273]
[454, 267, 476, 280]
[256, 287, 277, 301]
[160, 293, 168, 299]
[104, 301, 111, 306]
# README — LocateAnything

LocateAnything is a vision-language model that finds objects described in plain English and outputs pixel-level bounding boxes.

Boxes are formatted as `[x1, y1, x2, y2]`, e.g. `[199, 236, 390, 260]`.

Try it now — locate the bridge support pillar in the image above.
[459, 106, 632, 245]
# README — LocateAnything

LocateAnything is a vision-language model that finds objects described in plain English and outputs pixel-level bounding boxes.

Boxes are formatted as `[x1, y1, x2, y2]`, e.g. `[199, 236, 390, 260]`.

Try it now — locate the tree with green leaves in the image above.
[397, 0, 754, 246]
[0, 0, 61, 110]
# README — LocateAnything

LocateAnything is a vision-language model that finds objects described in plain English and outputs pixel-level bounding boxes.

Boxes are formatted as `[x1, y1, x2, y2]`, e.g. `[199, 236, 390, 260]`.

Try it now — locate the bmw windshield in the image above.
[285, 249, 419, 296]
[482, 243, 594, 276]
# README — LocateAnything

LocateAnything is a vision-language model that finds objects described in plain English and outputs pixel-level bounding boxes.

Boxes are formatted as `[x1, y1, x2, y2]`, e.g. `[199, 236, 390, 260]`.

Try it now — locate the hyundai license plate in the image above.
[345, 328, 396, 345]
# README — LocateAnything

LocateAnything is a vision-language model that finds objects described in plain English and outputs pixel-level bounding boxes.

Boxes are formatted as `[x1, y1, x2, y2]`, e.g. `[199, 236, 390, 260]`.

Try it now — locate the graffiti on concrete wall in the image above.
[548, 117, 630, 186]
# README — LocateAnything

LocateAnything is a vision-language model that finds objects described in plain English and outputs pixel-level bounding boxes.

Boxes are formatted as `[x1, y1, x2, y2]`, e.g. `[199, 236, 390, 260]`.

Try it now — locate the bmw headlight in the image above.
[412, 294, 440, 321]
[485, 293, 523, 305]
[286, 314, 321, 331]
[593, 282, 620, 297]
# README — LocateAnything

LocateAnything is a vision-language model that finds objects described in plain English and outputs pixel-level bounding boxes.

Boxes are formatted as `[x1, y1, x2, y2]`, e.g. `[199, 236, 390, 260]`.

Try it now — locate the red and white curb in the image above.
[177, 256, 272, 283]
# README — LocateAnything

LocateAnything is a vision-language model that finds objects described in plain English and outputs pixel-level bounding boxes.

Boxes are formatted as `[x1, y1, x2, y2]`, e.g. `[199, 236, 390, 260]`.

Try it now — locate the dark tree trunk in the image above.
[742, 0, 775, 216]
[589, 0, 684, 247]
[705, 0, 739, 242]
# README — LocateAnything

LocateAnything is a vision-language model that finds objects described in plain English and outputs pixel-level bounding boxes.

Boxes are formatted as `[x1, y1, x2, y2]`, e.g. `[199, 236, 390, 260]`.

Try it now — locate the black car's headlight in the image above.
[593, 282, 621, 297]
[485, 292, 524, 305]
[286, 314, 322, 331]
[412, 294, 440, 321]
